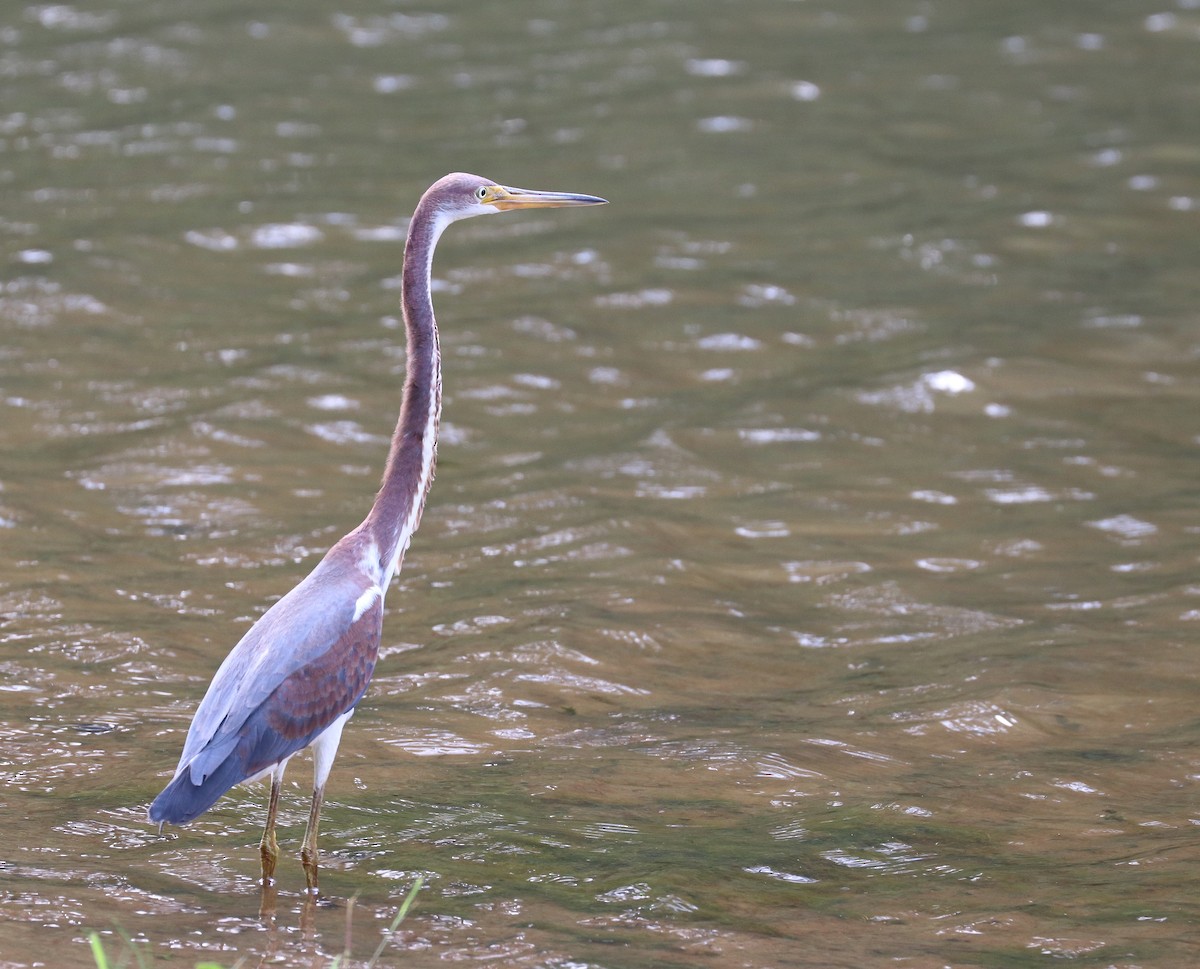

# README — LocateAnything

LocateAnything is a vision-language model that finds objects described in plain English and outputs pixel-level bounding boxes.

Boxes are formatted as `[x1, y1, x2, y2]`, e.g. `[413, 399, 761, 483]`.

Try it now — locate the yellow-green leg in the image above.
[302, 708, 352, 895]
[300, 783, 326, 895]
[259, 774, 282, 885]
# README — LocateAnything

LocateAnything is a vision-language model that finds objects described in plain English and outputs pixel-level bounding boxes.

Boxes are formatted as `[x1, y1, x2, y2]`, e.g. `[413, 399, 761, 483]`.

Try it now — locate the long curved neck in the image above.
[364, 198, 448, 586]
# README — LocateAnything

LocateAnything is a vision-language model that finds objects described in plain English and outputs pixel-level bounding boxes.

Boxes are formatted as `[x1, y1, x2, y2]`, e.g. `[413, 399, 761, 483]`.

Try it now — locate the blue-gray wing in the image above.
[149, 544, 384, 823]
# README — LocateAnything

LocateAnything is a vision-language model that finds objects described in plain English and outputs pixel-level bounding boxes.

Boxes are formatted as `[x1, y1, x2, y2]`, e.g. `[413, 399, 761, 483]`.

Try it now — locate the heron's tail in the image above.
[148, 755, 247, 825]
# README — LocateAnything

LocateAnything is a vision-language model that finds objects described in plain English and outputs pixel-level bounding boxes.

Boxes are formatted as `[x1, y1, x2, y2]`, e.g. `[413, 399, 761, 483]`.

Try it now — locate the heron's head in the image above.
[428, 172, 607, 223]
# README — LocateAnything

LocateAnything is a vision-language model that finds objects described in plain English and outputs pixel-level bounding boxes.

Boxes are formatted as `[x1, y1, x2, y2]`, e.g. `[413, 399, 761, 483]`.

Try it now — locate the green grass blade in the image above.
[87, 933, 110, 969]
[366, 876, 425, 968]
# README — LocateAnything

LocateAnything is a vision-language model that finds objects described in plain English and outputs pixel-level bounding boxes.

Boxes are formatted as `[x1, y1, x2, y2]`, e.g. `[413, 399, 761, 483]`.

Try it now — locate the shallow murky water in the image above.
[2, 1, 1200, 966]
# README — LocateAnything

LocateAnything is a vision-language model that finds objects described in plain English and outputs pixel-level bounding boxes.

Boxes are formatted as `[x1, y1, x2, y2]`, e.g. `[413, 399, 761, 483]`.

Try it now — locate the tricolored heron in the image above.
[148, 172, 607, 893]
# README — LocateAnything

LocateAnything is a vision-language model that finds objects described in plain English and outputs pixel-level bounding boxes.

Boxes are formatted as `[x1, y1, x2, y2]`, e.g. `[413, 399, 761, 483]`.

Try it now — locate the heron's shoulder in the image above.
[211, 544, 381, 684]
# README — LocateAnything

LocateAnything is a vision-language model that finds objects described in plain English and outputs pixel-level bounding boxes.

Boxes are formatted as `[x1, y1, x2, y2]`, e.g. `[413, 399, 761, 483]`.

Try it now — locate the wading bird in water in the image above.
[149, 173, 607, 893]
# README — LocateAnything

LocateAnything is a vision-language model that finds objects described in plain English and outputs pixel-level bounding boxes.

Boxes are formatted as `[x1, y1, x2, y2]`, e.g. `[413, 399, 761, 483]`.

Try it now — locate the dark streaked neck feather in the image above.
[364, 192, 445, 578]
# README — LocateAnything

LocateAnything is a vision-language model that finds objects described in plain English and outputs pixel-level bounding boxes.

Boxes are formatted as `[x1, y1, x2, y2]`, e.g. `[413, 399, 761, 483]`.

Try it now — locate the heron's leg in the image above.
[260, 768, 284, 885]
[300, 783, 325, 894]
[301, 709, 354, 895]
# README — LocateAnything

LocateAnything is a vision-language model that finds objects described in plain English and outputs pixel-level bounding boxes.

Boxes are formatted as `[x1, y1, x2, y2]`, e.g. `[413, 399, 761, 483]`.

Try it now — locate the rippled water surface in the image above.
[3, 1, 1200, 966]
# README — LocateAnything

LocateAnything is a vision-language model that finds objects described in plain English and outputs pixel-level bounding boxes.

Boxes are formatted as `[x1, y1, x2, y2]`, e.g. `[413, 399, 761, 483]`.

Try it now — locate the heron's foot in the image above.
[258, 879, 279, 922]
[259, 830, 279, 885]
[301, 846, 319, 895]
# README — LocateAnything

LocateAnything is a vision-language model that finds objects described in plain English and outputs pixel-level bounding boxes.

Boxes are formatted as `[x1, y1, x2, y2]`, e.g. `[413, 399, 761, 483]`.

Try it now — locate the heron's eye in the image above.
[475, 186, 489, 201]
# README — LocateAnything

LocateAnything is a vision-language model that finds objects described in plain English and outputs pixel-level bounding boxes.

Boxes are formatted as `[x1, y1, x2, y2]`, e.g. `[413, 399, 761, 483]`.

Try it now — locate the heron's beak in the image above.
[488, 185, 608, 211]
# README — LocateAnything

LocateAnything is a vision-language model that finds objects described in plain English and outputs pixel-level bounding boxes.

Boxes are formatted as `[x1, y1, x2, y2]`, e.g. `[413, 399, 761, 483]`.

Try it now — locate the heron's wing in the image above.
[172, 545, 385, 783]
[148, 578, 383, 824]
[185, 590, 383, 789]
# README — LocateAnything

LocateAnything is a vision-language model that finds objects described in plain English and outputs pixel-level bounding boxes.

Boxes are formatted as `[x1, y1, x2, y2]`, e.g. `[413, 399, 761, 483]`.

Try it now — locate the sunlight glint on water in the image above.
[1, 0, 1199, 965]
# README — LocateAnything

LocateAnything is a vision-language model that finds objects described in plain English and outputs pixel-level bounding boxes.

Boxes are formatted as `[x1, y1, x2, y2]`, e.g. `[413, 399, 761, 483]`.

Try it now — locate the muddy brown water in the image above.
[2, 1, 1199, 966]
